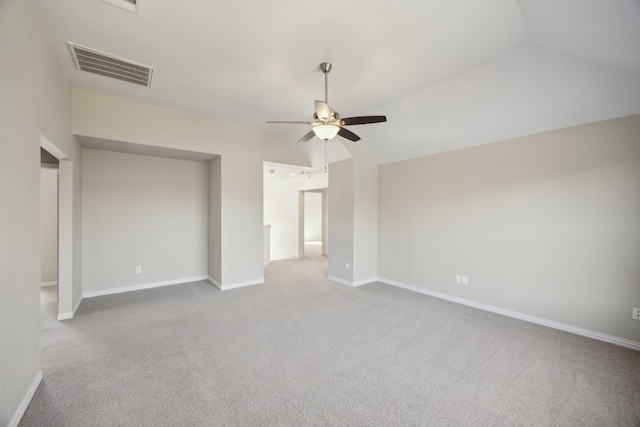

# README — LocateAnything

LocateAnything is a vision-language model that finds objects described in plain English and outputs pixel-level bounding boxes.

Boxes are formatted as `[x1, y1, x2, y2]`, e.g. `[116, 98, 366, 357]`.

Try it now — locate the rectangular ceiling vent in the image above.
[67, 42, 153, 87]
[100, 0, 138, 14]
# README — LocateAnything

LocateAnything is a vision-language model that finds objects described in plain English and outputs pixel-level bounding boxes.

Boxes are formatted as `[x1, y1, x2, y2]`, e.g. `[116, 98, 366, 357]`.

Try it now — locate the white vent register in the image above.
[67, 43, 153, 87]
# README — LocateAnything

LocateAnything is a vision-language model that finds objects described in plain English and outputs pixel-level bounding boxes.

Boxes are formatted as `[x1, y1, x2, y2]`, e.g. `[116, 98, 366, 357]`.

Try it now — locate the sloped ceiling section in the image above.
[35, 0, 640, 164]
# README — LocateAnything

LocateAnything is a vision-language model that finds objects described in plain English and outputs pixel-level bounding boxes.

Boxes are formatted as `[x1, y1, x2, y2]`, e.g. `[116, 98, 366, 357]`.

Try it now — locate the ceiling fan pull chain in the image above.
[324, 141, 328, 173]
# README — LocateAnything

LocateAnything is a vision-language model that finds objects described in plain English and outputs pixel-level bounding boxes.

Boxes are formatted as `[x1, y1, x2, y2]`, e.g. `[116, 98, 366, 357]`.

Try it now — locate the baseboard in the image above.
[327, 275, 378, 287]
[353, 277, 378, 287]
[378, 277, 640, 351]
[208, 276, 222, 289]
[40, 280, 58, 288]
[8, 370, 42, 427]
[208, 276, 264, 291]
[82, 276, 208, 299]
[57, 296, 82, 321]
[57, 312, 73, 320]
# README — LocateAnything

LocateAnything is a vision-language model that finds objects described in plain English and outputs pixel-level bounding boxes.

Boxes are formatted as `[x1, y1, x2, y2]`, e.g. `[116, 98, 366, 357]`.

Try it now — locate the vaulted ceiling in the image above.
[36, 0, 640, 164]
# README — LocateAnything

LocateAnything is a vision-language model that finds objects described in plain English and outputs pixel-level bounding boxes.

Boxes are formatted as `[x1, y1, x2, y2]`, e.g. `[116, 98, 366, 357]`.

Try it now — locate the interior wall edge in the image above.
[57, 296, 83, 321]
[7, 371, 42, 427]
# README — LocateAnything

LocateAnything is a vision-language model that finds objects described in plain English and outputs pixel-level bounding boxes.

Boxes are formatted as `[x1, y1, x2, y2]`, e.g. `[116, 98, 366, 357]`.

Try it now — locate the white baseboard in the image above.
[353, 277, 378, 287]
[208, 276, 264, 291]
[8, 370, 42, 427]
[327, 275, 352, 287]
[57, 296, 82, 321]
[208, 276, 222, 289]
[327, 275, 378, 287]
[40, 280, 58, 288]
[378, 277, 640, 351]
[58, 311, 73, 320]
[82, 276, 208, 299]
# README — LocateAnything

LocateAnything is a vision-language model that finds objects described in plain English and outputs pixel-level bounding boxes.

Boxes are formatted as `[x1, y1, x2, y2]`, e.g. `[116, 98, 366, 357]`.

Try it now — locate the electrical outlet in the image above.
[135, 266, 142, 274]
[455, 275, 461, 284]
[633, 307, 640, 320]
[461, 276, 468, 285]
[345, 263, 350, 271]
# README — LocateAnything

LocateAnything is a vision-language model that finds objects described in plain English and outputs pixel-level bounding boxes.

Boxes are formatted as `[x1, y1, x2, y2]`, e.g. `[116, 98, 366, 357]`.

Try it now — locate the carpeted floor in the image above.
[20, 256, 640, 426]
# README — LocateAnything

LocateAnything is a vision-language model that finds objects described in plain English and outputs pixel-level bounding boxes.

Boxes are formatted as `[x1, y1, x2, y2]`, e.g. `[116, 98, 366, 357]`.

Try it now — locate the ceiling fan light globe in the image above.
[313, 124, 339, 141]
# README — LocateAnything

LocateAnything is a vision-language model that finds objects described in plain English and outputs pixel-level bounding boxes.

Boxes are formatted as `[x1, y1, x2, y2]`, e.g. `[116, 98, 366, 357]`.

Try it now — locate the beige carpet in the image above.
[20, 256, 640, 426]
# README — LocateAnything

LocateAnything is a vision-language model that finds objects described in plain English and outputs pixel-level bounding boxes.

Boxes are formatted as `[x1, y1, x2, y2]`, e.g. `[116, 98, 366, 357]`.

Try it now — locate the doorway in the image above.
[40, 135, 74, 320]
[299, 189, 328, 259]
[40, 155, 59, 307]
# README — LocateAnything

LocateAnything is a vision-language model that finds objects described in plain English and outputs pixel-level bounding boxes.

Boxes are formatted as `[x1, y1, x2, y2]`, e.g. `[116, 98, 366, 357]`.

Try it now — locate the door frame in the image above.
[40, 134, 74, 320]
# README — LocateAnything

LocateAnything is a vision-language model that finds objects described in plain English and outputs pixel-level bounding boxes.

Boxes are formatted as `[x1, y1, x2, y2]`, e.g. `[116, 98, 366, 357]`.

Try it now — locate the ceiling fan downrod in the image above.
[320, 62, 332, 104]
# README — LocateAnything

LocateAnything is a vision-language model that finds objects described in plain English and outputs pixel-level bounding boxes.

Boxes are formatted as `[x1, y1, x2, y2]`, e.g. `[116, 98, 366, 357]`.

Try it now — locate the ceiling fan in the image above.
[267, 62, 387, 144]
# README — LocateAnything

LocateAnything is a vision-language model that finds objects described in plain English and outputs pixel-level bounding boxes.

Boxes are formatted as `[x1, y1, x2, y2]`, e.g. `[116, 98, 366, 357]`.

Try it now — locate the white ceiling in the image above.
[36, 0, 640, 164]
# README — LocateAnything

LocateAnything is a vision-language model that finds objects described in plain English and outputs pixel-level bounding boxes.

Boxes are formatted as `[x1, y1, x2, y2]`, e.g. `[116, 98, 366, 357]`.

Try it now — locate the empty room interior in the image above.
[2, 0, 640, 426]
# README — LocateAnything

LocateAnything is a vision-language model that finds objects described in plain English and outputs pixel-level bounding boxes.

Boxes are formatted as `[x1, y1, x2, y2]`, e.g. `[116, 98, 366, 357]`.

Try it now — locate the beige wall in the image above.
[328, 159, 355, 283]
[328, 141, 379, 286]
[350, 143, 379, 284]
[378, 114, 640, 343]
[73, 90, 306, 288]
[208, 157, 222, 285]
[0, 0, 80, 425]
[82, 149, 209, 295]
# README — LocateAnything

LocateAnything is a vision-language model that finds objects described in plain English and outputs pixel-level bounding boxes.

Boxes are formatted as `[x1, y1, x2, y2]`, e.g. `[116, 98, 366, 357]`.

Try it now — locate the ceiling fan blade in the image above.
[297, 130, 316, 144]
[267, 121, 314, 124]
[341, 116, 387, 126]
[315, 100, 331, 121]
[337, 127, 361, 142]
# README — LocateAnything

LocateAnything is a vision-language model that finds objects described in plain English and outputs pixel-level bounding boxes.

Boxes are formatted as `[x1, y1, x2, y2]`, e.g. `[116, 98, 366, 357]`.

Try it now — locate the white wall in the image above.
[378, 114, 640, 344]
[82, 149, 208, 295]
[0, 0, 80, 425]
[264, 179, 302, 260]
[40, 168, 58, 285]
[264, 172, 328, 260]
[73, 90, 306, 288]
[304, 192, 322, 242]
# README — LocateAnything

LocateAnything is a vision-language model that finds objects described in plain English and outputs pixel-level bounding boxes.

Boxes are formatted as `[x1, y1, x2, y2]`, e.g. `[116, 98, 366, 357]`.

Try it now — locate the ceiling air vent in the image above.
[67, 42, 153, 87]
